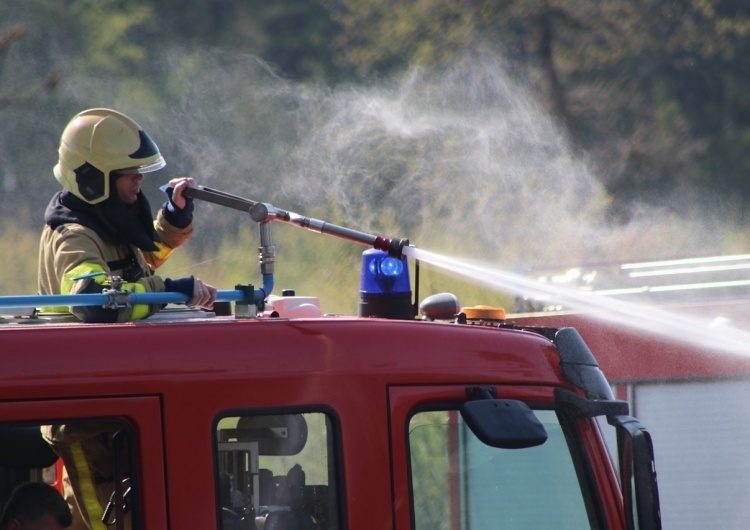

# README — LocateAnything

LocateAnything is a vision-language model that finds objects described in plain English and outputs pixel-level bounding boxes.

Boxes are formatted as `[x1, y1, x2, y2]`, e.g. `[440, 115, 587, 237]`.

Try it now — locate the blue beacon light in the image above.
[359, 249, 414, 319]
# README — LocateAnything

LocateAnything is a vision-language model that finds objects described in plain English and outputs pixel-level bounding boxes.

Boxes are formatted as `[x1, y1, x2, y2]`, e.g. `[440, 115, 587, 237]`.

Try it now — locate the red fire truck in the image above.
[0, 189, 660, 530]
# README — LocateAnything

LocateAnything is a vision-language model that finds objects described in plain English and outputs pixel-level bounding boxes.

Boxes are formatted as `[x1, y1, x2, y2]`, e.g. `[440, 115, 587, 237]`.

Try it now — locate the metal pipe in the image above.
[183, 186, 257, 213]
[186, 186, 410, 257]
[258, 221, 275, 276]
[265, 207, 409, 257]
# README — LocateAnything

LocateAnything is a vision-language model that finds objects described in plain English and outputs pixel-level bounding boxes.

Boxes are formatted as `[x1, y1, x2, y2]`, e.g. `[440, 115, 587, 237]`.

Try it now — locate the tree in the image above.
[331, 0, 750, 214]
[153, 0, 343, 82]
[0, 25, 58, 110]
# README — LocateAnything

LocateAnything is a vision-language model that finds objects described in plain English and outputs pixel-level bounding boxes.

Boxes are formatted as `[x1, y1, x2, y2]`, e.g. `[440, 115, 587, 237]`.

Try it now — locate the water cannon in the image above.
[184, 187, 409, 259]
[184, 186, 416, 318]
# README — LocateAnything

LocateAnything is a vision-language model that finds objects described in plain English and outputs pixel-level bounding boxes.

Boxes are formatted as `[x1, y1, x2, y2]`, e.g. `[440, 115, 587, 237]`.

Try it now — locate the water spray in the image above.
[406, 246, 750, 359]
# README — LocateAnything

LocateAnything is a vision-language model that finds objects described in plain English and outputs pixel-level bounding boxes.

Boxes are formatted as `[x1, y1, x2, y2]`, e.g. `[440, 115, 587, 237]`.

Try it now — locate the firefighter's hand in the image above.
[188, 278, 216, 309]
[168, 177, 197, 210]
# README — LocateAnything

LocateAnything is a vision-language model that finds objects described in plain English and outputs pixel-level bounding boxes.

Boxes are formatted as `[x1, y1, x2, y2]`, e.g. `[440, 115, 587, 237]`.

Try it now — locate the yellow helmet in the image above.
[53, 108, 166, 204]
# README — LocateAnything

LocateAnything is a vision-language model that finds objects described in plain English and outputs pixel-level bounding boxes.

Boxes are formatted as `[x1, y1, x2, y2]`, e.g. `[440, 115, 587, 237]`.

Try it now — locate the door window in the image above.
[0, 396, 166, 530]
[0, 420, 137, 530]
[409, 409, 593, 530]
[215, 411, 341, 530]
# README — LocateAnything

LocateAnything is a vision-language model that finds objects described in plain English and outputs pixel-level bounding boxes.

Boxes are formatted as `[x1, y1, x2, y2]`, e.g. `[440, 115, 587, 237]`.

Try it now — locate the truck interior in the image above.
[215, 412, 340, 530]
[0, 420, 136, 529]
[0, 424, 59, 506]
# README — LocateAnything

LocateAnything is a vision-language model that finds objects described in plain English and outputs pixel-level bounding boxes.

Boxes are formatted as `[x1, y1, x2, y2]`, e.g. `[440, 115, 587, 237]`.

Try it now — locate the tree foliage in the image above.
[332, 0, 750, 213]
[4, 0, 750, 208]
[4, 0, 750, 305]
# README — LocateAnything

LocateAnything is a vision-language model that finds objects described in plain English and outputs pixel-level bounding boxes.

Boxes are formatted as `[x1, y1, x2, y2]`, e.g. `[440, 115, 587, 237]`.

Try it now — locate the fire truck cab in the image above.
[0, 296, 659, 530]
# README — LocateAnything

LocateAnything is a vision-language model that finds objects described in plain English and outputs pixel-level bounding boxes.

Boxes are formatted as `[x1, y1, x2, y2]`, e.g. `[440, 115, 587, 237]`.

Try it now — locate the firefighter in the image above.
[38, 109, 216, 528]
[38, 108, 216, 322]
[0, 481, 72, 530]
[41, 425, 128, 530]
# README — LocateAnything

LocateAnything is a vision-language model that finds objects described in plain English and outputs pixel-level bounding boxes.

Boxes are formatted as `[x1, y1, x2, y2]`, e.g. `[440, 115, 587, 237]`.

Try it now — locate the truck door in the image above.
[389, 385, 612, 530]
[0, 396, 167, 529]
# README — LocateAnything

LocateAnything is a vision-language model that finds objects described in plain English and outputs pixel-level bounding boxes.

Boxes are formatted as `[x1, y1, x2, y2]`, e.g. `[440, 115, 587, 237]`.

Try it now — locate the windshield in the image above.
[409, 409, 595, 529]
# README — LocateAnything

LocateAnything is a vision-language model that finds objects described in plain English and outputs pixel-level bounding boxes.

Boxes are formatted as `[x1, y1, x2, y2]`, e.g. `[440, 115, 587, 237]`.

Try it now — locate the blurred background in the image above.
[3, 0, 750, 313]
[7, 3, 750, 528]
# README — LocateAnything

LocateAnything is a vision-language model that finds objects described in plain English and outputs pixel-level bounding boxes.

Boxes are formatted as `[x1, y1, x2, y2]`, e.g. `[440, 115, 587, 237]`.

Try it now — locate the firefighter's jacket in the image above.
[38, 190, 193, 322]
[42, 424, 132, 530]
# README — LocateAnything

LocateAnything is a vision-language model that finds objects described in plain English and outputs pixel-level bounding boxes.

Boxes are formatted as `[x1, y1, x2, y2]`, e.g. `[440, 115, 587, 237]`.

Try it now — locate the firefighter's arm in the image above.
[55, 231, 214, 314]
[146, 178, 195, 270]
[149, 179, 217, 308]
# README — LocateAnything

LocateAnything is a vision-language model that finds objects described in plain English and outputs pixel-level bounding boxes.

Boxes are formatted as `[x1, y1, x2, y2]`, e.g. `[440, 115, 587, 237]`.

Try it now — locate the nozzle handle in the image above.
[183, 186, 258, 213]
[183, 185, 410, 256]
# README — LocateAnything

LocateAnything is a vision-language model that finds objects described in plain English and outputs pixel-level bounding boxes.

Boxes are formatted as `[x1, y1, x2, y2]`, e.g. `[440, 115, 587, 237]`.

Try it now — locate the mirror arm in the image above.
[466, 386, 497, 400]
[555, 388, 629, 419]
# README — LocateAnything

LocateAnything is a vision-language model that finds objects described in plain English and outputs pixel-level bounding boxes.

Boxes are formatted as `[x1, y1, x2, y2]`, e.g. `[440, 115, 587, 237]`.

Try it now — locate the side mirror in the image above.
[461, 397, 548, 449]
[609, 415, 662, 529]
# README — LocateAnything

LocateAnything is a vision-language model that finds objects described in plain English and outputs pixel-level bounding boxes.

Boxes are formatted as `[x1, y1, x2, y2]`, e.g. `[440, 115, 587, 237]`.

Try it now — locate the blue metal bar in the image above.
[0, 289, 248, 310]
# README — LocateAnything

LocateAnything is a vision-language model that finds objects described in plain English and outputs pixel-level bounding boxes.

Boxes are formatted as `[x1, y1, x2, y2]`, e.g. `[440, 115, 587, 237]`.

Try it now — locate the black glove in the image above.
[164, 276, 195, 296]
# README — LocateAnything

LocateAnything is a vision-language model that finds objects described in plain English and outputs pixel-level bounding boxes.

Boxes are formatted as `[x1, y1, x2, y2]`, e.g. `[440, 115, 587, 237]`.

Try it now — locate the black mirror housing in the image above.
[461, 398, 548, 449]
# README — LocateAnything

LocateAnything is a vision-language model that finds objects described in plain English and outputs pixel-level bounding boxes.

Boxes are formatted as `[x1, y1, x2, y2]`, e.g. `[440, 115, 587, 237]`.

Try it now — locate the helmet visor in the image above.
[115, 129, 166, 175]
[113, 157, 166, 176]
